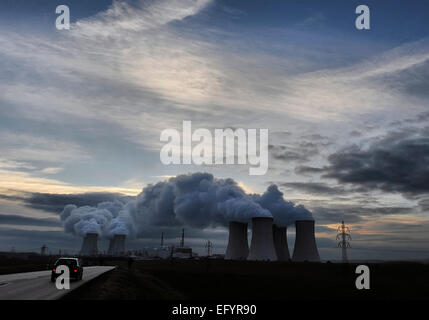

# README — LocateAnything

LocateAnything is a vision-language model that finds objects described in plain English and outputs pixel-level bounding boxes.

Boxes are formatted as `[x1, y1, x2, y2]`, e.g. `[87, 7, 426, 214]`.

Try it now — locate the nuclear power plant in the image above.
[248, 217, 277, 261]
[74, 218, 320, 262]
[108, 234, 126, 256]
[272, 225, 290, 261]
[225, 221, 249, 260]
[223, 217, 319, 262]
[79, 233, 98, 256]
[60, 174, 322, 261]
[292, 220, 320, 262]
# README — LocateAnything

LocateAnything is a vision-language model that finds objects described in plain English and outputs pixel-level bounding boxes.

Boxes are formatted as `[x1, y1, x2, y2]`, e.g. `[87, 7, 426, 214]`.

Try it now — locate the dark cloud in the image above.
[353, 206, 417, 215]
[0, 227, 80, 252]
[0, 194, 25, 202]
[379, 59, 429, 99]
[280, 182, 349, 195]
[418, 198, 429, 212]
[300, 134, 329, 141]
[269, 141, 319, 162]
[322, 130, 429, 196]
[349, 130, 362, 137]
[393, 111, 429, 126]
[312, 207, 364, 224]
[312, 205, 417, 225]
[294, 165, 325, 175]
[20, 192, 132, 213]
[374, 221, 424, 232]
[0, 214, 61, 227]
[271, 131, 292, 137]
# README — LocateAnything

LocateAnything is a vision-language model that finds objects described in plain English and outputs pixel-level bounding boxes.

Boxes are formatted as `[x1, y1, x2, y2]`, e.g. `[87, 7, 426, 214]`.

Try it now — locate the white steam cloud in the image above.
[60, 173, 313, 238]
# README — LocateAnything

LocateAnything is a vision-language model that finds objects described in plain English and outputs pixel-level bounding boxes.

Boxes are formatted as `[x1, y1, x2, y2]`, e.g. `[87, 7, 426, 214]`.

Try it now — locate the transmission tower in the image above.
[205, 240, 213, 256]
[336, 220, 351, 263]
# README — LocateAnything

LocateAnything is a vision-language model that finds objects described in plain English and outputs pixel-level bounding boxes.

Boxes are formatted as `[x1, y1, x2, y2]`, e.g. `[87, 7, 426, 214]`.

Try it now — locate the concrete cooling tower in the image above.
[225, 221, 249, 260]
[108, 234, 126, 256]
[272, 225, 290, 261]
[79, 233, 98, 256]
[292, 220, 320, 262]
[248, 217, 277, 261]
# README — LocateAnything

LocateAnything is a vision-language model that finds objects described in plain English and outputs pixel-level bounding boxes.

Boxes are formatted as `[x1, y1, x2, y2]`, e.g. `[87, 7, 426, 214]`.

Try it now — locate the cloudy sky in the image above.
[1, 0, 429, 260]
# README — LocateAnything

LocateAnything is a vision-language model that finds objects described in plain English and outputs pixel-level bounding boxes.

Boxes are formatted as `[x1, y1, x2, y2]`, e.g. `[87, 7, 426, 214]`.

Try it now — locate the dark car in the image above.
[51, 257, 83, 282]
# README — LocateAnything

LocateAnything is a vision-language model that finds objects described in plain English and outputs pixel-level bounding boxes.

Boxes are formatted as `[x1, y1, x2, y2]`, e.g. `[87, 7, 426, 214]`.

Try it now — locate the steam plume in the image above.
[252, 184, 313, 226]
[60, 173, 313, 239]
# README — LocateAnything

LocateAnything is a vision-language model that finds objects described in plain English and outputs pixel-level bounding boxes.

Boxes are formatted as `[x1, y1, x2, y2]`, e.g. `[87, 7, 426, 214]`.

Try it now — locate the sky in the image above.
[0, 0, 429, 261]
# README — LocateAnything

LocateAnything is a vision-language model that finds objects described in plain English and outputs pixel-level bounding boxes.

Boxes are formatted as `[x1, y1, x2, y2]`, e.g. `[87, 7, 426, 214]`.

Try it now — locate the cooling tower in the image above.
[248, 217, 277, 261]
[272, 225, 290, 261]
[292, 220, 320, 262]
[225, 221, 249, 260]
[108, 234, 126, 256]
[79, 233, 98, 256]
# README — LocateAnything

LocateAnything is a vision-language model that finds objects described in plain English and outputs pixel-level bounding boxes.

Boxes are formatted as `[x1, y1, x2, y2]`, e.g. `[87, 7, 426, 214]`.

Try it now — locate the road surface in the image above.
[0, 266, 115, 300]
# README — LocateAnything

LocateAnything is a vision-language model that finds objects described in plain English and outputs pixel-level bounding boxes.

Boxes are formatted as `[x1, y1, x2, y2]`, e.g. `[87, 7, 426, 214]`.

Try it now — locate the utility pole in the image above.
[205, 240, 213, 256]
[336, 220, 351, 263]
[161, 232, 164, 247]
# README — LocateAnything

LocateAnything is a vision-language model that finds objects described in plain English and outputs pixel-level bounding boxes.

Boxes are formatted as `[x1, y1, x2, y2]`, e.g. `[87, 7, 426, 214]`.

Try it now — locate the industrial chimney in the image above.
[107, 234, 126, 256]
[225, 221, 249, 260]
[248, 217, 277, 261]
[272, 224, 290, 261]
[292, 220, 320, 262]
[79, 233, 98, 256]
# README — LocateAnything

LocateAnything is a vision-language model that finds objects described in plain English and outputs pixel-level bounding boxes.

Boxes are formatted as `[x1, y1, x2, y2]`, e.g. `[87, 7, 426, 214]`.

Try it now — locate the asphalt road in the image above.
[0, 266, 115, 300]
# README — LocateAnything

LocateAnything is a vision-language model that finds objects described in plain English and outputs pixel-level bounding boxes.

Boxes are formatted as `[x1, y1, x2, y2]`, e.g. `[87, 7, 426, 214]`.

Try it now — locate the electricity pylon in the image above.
[336, 220, 351, 263]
